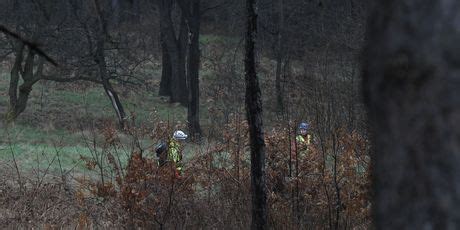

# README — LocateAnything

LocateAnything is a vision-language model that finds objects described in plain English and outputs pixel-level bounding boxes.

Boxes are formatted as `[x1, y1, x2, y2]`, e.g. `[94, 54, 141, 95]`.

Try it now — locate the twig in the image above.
[5, 127, 23, 193]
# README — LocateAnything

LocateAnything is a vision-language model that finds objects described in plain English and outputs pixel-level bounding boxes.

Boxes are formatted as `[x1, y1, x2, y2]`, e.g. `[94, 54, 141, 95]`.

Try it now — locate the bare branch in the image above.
[0, 25, 58, 66]
[201, 1, 229, 15]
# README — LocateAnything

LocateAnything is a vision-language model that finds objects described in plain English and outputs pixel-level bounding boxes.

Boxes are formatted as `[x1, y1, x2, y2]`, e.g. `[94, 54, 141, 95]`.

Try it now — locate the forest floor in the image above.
[0, 51, 245, 227]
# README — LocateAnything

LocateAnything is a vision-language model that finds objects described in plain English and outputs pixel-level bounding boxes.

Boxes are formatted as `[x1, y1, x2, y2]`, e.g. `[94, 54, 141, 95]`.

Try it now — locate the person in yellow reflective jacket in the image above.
[296, 122, 311, 157]
[155, 130, 188, 176]
[168, 130, 188, 174]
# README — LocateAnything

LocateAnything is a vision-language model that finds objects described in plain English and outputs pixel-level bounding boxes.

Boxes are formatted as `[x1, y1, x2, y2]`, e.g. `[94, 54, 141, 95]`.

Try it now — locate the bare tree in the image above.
[0, 1, 102, 121]
[364, 0, 460, 229]
[0, 0, 148, 125]
[0, 0, 188, 127]
[245, 0, 267, 229]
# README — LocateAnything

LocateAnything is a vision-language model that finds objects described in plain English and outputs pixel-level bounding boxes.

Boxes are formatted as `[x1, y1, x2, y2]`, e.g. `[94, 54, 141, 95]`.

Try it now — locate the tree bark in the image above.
[7, 44, 44, 121]
[15, 49, 41, 116]
[275, 0, 284, 115]
[159, 42, 172, 96]
[364, 1, 460, 229]
[111, 0, 120, 26]
[245, 0, 267, 229]
[183, 0, 202, 137]
[176, 13, 188, 106]
[96, 35, 126, 128]
[7, 43, 24, 120]
[158, 0, 188, 105]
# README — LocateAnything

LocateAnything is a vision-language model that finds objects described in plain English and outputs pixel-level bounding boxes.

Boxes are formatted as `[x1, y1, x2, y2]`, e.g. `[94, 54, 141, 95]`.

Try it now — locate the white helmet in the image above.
[173, 130, 188, 140]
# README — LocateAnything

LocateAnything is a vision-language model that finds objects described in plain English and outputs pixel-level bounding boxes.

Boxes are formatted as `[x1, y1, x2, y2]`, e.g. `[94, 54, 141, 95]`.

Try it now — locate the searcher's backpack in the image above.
[155, 142, 168, 166]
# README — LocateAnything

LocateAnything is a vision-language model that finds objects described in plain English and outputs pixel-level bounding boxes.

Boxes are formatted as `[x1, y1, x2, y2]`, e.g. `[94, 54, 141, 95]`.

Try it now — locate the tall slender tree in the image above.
[364, 0, 460, 229]
[158, 0, 188, 105]
[245, 0, 267, 228]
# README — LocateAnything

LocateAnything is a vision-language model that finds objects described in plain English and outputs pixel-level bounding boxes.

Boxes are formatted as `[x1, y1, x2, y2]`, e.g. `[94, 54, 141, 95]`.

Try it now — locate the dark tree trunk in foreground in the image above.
[364, 1, 460, 229]
[245, 0, 267, 229]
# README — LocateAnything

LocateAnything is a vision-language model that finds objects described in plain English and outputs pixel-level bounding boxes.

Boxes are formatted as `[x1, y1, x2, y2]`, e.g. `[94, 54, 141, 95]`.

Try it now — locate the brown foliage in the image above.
[0, 116, 370, 228]
[76, 117, 371, 228]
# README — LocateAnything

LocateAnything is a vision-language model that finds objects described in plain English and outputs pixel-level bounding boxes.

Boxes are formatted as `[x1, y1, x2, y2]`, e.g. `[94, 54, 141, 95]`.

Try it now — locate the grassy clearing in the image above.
[0, 123, 131, 173]
[0, 75, 211, 175]
[0, 67, 185, 174]
[0, 68, 188, 125]
[0, 34, 243, 175]
[0, 142, 93, 172]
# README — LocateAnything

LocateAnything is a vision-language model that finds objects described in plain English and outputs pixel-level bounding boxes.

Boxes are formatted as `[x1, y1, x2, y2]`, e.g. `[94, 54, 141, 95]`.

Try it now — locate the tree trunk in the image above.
[159, 42, 172, 96]
[15, 49, 41, 117]
[176, 14, 188, 106]
[7, 44, 44, 121]
[186, 0, 202, 137]
[275, 0, 284, 115]
[94, 0, 126, 128]
[96, 37, 126, 128]
[111, 0, 120, 26]
[131, 0, 140, 23]
[158, 0, 188, 105]
[7, 43, 24, 120]
[364, 1, 460, 229]
[245, 0, 267, 229]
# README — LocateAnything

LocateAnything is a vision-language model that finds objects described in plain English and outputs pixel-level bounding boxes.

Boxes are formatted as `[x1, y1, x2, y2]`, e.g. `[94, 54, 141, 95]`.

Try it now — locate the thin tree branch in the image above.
[201, 1, 229, 15]
[0, 25, 58, 66]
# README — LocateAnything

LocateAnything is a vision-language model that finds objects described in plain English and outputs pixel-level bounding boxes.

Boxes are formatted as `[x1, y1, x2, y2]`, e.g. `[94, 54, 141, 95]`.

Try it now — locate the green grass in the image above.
[0, 93, 190, 176]
[0, 142, 93, 172]
[0, 67, 190, 174]
[28, 85, 187, 123]
[0, 39, 242, 176]
[0, 123, 80, 145]
[0, 123, 132, 173]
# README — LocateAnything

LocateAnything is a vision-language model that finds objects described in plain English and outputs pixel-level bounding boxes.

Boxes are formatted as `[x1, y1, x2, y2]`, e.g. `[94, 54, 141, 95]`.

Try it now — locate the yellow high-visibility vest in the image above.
[296, 134, 311, 145]
[168, 139, 183, 172]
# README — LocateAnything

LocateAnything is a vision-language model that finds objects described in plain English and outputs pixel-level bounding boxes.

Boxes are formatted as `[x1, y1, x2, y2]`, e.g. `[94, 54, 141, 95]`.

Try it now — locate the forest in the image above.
[0, 0, 458, 229]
